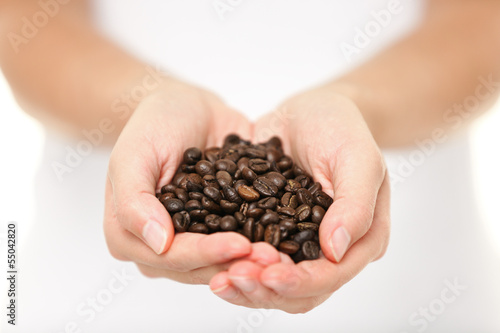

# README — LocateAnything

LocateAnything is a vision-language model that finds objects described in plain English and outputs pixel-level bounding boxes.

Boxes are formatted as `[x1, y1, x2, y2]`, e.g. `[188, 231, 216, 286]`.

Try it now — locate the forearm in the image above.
[0, 1, 167, 142]
[329, 1, 500, 147]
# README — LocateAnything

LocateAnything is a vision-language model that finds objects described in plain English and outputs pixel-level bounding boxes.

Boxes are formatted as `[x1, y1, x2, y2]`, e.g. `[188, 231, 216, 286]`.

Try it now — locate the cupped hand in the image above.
[209, 87, 391, 313]
[103, 79, 281, 284]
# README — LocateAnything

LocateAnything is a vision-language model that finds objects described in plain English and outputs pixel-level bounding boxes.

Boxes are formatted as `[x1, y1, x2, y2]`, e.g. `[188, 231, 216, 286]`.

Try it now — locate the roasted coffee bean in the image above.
[172, 211, 190, 232]
[188, 192, 204, 201]
[220, 215, 238, 231]
[265, 171, 287, 189]
[185, 173, 203, 192]
[248, 159, 269, 174]
[189, 209, 209, 222]
[202, 197, 221, 213]
[282, 169, 295, 179]
[292, 230, 316, 244]
[269, 161, 281, 173]
[161, 184, 177, 194]
[313, 190, 333, 209]
[245, 148, 267, 159]
[174, 188, 189, 203]
[163, 198, 184, 213]
[281, 192, 298, 209]
[215, 159, 238, 176]
[155, 192, 162, 199]
[277, 156, 293, 171]
[302, 241, 320, 260]
[159, 193, 176, 205]
[185, 200, 202, 212]
[188, 223, 209, 234]
[266, 148, 283, 163]
[253, 177, 278, 197]
[311, 205, 326, 224]
[203, 186, 222, 203]
[237, 185, 260, 202]
[204, 147, 220, 163]
[220, 200, 239, 214]
[292, 164, 305, 177]
[183, 147, 202, 165]
[278, 240, 300, 255]
[202, 175, 220, 189]
[279, 218, 296, 231]
[237, 157, 250, 171]
[204, 214, 220, 231]
[234, 169, 242, 180]
[247, 208, 264, 219]
[257, 197, 278, 210]
[297, 222, 319, 232]
[284, 179, 301, 193]
[277, 206, 296, 218]
[295, 204, 312, 222]
[223, 134, 241, 147]
[266, 136, 282, 148]
[243, 219, 264, 242]
[260, 211, 280, 226]
[233, 180, 248, 192]
[240, 202, 249, 216]
[308, 182, 322, 195]
[234, 212, 246, 226]
[172, 172, 187, 187]
[195, 160, 214, 177]
[222, 186, 242, 204]
[220, 148, 240, 162]
[295, 175, 312, 189]
[181, 164, 196, 173]
[216, 171, 232, 187]
[241, 167, 257, 182]
[296, 188, 314, 207]
[264, 224, 281, 248]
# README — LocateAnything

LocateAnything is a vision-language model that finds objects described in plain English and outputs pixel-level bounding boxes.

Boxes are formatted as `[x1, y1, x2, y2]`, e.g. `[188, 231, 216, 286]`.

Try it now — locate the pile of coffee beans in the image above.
[156, 134, 333, 262]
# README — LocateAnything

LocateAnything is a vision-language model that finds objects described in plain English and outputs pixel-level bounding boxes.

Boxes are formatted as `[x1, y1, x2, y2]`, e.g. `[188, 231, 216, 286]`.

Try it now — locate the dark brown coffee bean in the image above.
[313, 190, 333, 209]
[202, 175, 220, 189]
[205, 214, 221, 231]
[247, 208, 264, 219]
[293, 230, 315, 244]
[185, 200, 202, 212]
[245, 147, 267, 159]
[311, 205, 326, 224]
[172, 172, 187, 187]
[233, 180, 248, 192]
[220, 200, 239, 214]
[241, 167, 257, 183]
[204, 147, 221, 163]
[240, 202, 249, 216]
[308, 182, 322, 195]
[163, 198, 184, 213]
[186, 173, 203, 193]
[220, 216, 238, 231]
[242, 219, 264, 242]
[259, 211, 279, 226]
[253, 177, 278, 197]
[188, 223, 209, 234]
[202, 197, 221, 213]
[223, 134, 241, 147]
[195, 160, 214, 177]
[188, 192, 204, 201]
[215, 159, 238, 176]
[279, 218, 296, 231]
[266, 148, 283, 163]
[155, 192, 162, 199]
[284, 179, 301, 193]
[266, 136, 282, 148]
[189, 209, 209, 222]
[282, 169, 295, 179]
[295, 204, 312, 222]
[234, 212, 246, 225]
[183, 147, 202, 165]
[181, 164, 196, 173]
[174, 188, 189, 203]
[302, 241, 320, 260]
[257, 197, 278, 210]
[277, 156, 293, 171]
[269, 161, 281, 173]
[220, 148, 240, 162]
[222, 186, 242, 204]
[281, 192, 298, 209]
[296, 188, 314, 207]
[265, 171, 287, 189]
[297, 222, 319, 232]
[278, 240, 300, 255]
[172, 211, 190, 232]
[295, 175, 312, 189]
[237, 185, 260, 202]
[159, 193, 176, 206]
[293, 164, 305, 177]
[203, 186, 222, 203]
[161, 184, 177, 194]
[234, 169, 242, 180]
[264, 224, 281, 248]
[237, 157, 250, 171]
[248, 159, 269, 174]
[277, 206, 296, 218]
[216, 171, 232, 187]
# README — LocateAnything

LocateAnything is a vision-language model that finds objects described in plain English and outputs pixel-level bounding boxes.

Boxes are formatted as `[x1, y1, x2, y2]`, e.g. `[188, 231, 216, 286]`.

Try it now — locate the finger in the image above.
[244, 242, 282, 266]
[261, 178, 390, 298]
[318, 147, 386, 263]
[136, 262, 232, 285]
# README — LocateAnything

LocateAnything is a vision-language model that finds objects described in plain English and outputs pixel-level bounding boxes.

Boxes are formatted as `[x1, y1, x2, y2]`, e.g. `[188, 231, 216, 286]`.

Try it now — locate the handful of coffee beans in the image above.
[156, 134, 333, 262]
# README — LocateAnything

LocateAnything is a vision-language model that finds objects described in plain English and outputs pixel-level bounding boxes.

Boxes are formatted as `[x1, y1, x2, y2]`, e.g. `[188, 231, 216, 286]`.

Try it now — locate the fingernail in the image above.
[230, 276, 257, 293]
[212, 284, 239, 300]
[329, 226, 351, 262]
[142, 220, 167, 255]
